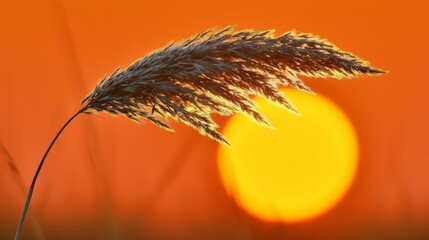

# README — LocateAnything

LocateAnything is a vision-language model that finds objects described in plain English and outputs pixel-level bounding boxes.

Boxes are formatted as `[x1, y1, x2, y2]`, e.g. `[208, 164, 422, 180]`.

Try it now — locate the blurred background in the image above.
[0, 0, 428, 239]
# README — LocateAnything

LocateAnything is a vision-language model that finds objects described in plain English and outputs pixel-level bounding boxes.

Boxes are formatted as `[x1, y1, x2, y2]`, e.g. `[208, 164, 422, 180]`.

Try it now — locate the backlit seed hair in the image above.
[82, 26, 384, 144]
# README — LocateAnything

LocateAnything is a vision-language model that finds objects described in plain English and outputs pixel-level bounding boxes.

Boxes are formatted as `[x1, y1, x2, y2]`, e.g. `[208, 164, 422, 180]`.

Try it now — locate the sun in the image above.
[217, 89, 358, 223]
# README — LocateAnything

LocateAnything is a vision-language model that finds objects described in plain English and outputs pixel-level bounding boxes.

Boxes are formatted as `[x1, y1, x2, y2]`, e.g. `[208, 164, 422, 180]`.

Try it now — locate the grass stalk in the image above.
[13, 26, 385, 239]
[14, 107, 87, 240]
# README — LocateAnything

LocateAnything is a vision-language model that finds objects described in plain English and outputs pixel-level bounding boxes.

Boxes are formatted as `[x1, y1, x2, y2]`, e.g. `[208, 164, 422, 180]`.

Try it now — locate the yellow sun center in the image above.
[217, 89, 358, 223]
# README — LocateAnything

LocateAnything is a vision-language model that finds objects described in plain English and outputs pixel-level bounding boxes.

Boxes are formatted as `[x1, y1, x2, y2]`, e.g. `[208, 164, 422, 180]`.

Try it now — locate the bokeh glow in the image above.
[218, 89, 359, 222]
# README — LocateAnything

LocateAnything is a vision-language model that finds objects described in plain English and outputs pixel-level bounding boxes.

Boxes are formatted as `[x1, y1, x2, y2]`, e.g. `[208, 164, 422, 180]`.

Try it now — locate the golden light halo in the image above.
[218, 89, 359, 223]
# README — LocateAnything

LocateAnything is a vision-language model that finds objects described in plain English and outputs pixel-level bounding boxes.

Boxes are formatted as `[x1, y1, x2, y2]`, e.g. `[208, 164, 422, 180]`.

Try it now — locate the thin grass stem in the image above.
[14, 107, 87, 240]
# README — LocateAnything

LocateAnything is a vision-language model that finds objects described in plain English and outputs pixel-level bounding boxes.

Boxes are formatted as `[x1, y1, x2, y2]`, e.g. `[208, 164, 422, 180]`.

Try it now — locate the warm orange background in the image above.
[1, 0, 428, 239]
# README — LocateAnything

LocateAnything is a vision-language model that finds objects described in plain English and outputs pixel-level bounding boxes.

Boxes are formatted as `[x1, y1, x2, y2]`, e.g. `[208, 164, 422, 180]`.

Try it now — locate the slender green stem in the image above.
[14, 108, 87, 240]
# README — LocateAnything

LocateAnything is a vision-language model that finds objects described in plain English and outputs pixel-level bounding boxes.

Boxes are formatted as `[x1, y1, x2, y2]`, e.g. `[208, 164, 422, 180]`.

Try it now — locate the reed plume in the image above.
[81, 26, 383, 144]
[15, 26, 385, 239]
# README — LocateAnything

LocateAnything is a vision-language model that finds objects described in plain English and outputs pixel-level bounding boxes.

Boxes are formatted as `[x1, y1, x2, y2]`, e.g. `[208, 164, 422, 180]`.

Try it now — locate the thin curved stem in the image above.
[14, 107, 87, 240]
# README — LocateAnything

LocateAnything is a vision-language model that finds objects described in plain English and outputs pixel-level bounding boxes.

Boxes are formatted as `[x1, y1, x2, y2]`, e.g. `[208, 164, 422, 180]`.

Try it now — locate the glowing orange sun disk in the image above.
[218, 89, 358, 223]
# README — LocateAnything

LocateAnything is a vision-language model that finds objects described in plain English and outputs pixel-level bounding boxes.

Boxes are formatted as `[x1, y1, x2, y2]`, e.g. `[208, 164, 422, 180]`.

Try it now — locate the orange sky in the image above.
[1, 0, 428, 239]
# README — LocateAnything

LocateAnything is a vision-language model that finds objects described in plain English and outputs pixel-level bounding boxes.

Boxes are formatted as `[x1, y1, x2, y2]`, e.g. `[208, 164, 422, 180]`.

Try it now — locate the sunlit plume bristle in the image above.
[82, 26, 385, 145]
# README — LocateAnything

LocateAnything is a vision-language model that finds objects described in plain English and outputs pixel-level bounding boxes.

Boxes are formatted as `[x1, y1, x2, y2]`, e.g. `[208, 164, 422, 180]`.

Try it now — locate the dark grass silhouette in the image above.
[14, 26, 385, 240]
[1, 145, 45, 240]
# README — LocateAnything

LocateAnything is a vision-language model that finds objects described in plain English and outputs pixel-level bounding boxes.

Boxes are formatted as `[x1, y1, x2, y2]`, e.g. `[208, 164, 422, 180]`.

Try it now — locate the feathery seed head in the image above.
[82, 26, 385, 145]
